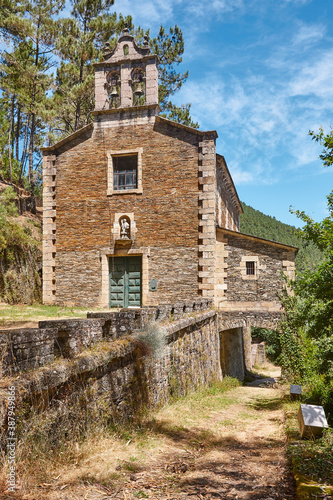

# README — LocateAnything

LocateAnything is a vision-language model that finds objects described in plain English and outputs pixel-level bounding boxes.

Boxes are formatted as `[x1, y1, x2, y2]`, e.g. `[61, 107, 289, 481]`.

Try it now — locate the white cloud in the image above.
[113, 0, 245, 29]
[282, 0, 312, 4]
[289, 50, 333, 99]
[185, 0, 244, 18]
[112, 0, 180, 26]
[291, 22, 325, 47]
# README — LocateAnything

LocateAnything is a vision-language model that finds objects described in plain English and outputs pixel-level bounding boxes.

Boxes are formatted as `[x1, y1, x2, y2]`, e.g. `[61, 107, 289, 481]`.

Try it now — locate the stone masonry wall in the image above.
[49, 119, 212, 306]
[0, 309, 222, 449]
[0, 328, 58, 376]
[0, 300, 213, 376]
[0, 319, 105, 376]
[216, 155, 240, 232]
[217, 231, 295, 306]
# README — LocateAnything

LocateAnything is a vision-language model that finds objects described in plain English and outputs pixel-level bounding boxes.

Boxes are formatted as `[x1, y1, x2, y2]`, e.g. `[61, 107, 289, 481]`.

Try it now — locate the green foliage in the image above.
[240, 202, 325, 273]
[0, 186, 42, 303]
[160, 102, 199, 129]
[0, 186, 23, 252]
[287, 428, 333, 486]
[277, 129, 333, 423]
[309, 126, 333, 168]
[251, 327, 281, 361]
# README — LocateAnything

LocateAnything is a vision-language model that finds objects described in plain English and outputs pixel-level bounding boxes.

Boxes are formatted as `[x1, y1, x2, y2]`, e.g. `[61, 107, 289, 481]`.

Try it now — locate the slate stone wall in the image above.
[219, 327, 245, 381]
[51, 120, 204, 306]
[0, 300, 213, 376]
[216, 155, 240, 231]
[0, 328, 57, 376]
[0, 319, 105, 375]
[0, 310, 222, 448]
[225, 235, 291, 303]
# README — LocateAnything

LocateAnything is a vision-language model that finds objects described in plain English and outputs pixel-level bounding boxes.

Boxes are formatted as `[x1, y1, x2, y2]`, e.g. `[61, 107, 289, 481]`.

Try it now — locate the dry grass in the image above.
[0, 303, 118, 329]
[0, 378, 241, 498]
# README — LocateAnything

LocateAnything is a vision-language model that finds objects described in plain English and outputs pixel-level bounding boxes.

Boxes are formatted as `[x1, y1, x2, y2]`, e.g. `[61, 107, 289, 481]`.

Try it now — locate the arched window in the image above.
[106, 71, 120, 109]
[131, 67, 145, 106]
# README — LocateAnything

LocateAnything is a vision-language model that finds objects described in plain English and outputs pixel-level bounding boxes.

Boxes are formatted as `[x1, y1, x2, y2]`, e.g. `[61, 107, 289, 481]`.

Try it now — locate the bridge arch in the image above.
[217, 311, 283, 379]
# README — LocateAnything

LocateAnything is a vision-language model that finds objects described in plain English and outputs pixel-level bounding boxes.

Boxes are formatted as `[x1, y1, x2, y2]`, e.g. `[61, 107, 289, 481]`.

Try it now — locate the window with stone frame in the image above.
[113, 155, 137, 190]
[240, 255, 259, 280]
[107, 148, 143, 195]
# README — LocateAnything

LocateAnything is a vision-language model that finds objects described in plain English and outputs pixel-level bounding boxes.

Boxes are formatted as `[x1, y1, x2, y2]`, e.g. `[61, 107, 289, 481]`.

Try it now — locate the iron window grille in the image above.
[246, 261, 255, 275]
[113, 155, 138, 190]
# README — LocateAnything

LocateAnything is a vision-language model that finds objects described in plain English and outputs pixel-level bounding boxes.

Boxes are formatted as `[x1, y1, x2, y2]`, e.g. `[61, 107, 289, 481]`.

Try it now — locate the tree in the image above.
[278, 129, 333, 421]
[52, 0, 122, 136]
[0, 0, 65, 198]
[309, 127, 333, 167]
[161, 102, 199, 129]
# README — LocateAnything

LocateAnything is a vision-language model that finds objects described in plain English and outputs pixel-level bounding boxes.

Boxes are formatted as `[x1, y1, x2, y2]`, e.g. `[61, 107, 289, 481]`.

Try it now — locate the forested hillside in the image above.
[240, 202, 324, 272]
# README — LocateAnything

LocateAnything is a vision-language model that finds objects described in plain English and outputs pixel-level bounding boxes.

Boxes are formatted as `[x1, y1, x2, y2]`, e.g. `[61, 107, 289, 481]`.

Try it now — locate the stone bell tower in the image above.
[94, 27, 159, 116]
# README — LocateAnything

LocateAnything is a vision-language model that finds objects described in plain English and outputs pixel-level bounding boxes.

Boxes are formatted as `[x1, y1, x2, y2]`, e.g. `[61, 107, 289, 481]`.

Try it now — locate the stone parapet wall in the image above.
[39, 318, 105, 358]
[0, 319, 105, 376]
[0, 328, 58, 376]
[0, 300, 213, 375]
[0, 310, 221, 449]
[87, 298, 213, 337]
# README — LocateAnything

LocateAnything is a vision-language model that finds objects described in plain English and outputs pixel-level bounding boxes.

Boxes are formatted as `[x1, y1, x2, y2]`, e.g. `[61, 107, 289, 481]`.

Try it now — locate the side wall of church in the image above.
[216, 230, 295, 312]
[216, 155, 240, 231]
[49, 120, 205, 307]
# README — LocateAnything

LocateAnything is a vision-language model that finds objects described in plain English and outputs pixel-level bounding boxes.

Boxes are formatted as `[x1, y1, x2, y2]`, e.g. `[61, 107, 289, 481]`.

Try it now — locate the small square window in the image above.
[113, 155, 137, 191]
[246, 261, 255, 275]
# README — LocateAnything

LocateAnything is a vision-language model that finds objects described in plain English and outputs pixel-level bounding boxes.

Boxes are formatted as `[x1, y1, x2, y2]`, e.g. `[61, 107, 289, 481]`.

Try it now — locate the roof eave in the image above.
[216, 226, 299, 252]
[41, 123, 94, 153]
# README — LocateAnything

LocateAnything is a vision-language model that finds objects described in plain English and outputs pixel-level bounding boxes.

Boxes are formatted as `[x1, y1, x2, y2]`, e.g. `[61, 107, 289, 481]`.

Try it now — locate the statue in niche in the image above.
[120, 217, 130, 239]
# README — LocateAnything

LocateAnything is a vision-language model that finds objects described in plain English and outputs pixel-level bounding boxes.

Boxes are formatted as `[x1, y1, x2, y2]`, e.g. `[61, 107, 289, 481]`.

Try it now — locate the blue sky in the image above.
[111, 0, 333, 226]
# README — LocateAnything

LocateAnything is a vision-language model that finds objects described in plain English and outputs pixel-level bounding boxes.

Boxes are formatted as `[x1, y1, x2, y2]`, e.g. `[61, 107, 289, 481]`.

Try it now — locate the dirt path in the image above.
[10, 366, 296, 500]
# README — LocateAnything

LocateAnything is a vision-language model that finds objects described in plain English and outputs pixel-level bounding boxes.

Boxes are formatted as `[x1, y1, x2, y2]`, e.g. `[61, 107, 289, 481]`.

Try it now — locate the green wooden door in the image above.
[109, 256, 142, 308]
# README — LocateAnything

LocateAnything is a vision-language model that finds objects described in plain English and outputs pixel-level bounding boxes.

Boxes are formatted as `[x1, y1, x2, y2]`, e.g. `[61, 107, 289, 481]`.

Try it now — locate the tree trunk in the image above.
[28, 36, 40, 214]
[8, 96, 15, 183]
[15, 104, 21, 162]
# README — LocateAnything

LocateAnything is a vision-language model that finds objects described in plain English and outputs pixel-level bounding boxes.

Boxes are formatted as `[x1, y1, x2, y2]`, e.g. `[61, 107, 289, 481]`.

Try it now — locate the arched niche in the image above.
[131, 67, 145, 106]
[119, 215, 131, 239]
[106, 70, 120, 108]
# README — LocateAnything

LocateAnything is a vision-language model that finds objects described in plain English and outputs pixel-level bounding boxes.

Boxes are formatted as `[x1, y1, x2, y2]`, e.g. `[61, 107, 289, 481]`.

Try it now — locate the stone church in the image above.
[42, 28, 297, 317]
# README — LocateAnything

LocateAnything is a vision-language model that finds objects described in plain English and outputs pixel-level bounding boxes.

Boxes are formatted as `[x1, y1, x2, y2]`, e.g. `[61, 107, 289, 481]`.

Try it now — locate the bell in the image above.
[110, 86, 119, 98]
[134, 84, 144, 97]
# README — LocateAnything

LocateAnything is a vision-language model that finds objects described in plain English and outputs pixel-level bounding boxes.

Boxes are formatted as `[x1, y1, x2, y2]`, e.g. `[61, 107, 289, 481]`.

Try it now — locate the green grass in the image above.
[0, 303, 97, 327]
[161, 377, 241, 427]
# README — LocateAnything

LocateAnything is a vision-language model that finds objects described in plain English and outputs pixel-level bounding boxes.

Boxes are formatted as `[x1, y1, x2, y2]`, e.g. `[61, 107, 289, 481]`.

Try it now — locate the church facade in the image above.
[42, 29, 297, 314]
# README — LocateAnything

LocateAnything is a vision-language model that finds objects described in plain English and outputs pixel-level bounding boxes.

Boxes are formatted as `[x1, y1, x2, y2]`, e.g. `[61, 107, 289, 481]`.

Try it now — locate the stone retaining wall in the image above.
[0, 328, 58, 376]
[0, 309, 221, 449]
[0, 300, 213, 376]
[0, 301, 284, 450]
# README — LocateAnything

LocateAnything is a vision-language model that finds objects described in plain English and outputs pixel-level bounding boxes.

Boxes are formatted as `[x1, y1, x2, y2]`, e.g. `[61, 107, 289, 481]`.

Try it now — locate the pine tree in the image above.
[0, 0, 65, 199]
